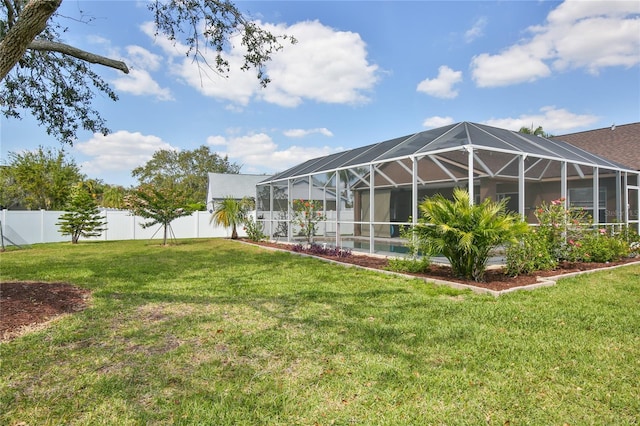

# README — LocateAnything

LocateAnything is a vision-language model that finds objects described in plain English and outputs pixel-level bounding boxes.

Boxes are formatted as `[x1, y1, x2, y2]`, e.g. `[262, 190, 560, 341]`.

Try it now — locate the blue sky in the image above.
[1, 0, 639, 187]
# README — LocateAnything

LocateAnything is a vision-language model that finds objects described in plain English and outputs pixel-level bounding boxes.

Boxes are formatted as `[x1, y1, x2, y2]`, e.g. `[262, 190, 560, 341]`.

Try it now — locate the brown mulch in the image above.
[245, 240, 640, 292]
[0, 282, 91, 342]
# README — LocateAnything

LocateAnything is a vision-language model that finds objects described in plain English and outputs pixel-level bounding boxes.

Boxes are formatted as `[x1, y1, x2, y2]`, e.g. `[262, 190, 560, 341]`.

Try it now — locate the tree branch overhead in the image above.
[29, 39, 129, 74]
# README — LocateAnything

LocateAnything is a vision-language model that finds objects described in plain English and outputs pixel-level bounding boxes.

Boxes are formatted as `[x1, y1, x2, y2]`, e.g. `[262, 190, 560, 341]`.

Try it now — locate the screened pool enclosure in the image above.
[256, 122, 640, 255]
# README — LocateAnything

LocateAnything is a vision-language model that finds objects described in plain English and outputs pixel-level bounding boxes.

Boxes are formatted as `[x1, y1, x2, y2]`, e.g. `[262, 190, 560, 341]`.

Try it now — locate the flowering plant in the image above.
[291, 199, 327, 245]
[534, 198, 588, 260]
[565, 229, 629, 263]
[243, 215, 266, 242]
[533, 199, 633, 264]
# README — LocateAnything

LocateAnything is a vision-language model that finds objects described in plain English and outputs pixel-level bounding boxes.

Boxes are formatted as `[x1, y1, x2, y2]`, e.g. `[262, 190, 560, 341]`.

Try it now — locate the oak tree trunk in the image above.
[0, 0, 62, 81]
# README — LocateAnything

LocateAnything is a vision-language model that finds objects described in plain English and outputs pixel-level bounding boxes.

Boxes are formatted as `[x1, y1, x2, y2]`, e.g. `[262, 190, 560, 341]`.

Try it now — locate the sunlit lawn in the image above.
[1, 239, 639, 425]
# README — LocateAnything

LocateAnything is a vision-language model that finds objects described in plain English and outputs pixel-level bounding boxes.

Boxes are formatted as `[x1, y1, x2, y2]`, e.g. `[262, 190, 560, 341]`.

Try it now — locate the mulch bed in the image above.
[0, 282, 91, 342]
[245, 240, 640, 292]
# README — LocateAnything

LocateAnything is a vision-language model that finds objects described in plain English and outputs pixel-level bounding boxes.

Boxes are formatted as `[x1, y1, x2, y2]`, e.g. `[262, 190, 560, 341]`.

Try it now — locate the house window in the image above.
[568, 187, 606, 222]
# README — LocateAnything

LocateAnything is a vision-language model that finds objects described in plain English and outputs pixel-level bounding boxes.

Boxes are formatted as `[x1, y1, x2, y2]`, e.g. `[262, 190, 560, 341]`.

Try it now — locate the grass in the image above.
[1, 238, 639, 425]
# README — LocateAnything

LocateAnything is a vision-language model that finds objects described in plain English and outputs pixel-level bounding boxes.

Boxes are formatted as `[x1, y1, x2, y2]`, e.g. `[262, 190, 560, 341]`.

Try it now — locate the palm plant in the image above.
[211, 196, 253, 239]
[414, 188, 528, 281]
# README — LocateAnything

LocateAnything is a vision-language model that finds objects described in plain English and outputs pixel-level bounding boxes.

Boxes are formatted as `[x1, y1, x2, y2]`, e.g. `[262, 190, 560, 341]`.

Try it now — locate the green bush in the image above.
[616, 225, 640, 257]
[415, 188, 528, 282]
[243, 217, 266, 242]
[534, 198, 589, 261]
[567, 229, 629, 263]
[398, 223, 431, 257]
[505, 229, 558, 277]
[386, 256, 431, 274]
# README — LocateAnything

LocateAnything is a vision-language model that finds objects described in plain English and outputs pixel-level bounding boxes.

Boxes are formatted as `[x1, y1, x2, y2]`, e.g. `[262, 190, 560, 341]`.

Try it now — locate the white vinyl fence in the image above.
[0, 209, 251, 246]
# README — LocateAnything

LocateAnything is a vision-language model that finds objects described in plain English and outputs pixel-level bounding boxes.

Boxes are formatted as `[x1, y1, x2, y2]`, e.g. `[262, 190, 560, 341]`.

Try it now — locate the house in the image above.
[206, 173, 269, 212]
[553, 122, 640, 171]
[208, 172, 349, 212]
[256, 122, 640, 254]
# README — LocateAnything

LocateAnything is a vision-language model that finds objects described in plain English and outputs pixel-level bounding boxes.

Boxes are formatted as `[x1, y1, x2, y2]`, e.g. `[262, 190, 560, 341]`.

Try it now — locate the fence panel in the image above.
[1, 209, 251, 246]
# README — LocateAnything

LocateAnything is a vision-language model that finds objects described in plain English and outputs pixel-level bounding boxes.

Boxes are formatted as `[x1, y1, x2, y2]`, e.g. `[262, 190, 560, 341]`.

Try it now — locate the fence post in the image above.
[103, 209, 108, 240]
[40, 209, 45, 243]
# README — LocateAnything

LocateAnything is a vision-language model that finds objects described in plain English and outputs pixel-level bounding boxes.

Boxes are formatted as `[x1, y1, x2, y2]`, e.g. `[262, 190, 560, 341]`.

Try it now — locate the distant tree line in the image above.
[0, 144, 239, 211]
[0, 143, 241, 244]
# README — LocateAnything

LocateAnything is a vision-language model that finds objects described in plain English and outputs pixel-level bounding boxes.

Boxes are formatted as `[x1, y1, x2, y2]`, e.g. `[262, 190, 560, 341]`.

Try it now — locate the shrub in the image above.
[415, 188, 529, 282]
[291, 199, 327, 245]
[533, 199, 634, 264]
[616, 225, 640, 257]
[534, 198, 589, 261]
[505, 229, 557, 276]
[566, 229, 629, 263]
[386, 256, 431, 274]
[243, 216, 266, 242]
[398, 224, 431, 257]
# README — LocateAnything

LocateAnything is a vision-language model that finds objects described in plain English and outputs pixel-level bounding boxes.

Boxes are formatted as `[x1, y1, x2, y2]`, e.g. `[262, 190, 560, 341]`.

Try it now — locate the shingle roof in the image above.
[553, 122, 640, 171]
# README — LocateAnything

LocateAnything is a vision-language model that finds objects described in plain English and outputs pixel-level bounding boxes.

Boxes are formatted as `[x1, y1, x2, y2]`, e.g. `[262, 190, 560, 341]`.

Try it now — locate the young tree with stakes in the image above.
[126, 184, 193, 246]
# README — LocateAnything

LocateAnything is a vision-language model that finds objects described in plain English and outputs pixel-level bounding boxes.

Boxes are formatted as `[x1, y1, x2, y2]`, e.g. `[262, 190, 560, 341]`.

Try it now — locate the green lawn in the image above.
[1, 239, 639, 425]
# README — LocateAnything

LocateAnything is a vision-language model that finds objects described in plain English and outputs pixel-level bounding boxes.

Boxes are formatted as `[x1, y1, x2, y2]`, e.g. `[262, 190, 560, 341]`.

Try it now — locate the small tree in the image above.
[126, 185, 193, 245]
[414, 188, 528, 282]
[291, 199, 326, 246]
[210, 196, 253, 239]
[57, 184, 106, 244]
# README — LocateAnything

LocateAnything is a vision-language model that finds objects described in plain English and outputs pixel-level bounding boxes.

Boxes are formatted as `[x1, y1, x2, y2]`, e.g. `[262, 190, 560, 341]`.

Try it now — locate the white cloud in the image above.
[259, 20, 379, 107]
[423, 116, 456, 128]
[417, 66, 463, 99]
[283, 128, 334, 138]
[112, 68, 174, 101]
[207, 131, 341, 173]
[125, 45, 163, 71]
[471, 0, 640, 87]
[482, 106, 599, 134]
[83, 30, 173, 101]
[471, 47, 551, 87]
[75, 130, 177, 176]
[140, 19, 379, 107]
[465, 17, 487, 43]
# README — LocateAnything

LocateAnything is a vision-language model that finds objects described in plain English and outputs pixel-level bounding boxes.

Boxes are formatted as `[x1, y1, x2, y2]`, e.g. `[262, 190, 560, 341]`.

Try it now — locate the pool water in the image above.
[339, 239, 411, 255]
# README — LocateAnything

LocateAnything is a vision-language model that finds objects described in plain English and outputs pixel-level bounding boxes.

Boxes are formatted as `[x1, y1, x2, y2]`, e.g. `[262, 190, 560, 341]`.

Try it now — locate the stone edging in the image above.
[238, 240, 640, 297]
